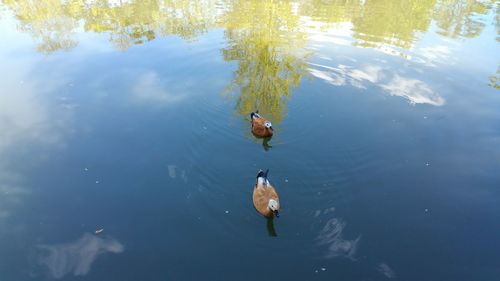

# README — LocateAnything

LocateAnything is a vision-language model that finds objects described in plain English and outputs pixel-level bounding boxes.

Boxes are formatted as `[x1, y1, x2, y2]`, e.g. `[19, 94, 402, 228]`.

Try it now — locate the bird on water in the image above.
[253, 169, 280, 218]
[250, 110, 273, 138]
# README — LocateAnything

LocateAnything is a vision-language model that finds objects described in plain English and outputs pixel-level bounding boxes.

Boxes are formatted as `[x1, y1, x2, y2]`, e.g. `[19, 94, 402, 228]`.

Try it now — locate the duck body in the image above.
[250, 111, 273, 138]
[252, 169, 280, 218]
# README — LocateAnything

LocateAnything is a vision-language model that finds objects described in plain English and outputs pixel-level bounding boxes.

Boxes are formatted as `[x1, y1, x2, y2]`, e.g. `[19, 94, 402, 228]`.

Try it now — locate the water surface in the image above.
[0, 1, 499, 280]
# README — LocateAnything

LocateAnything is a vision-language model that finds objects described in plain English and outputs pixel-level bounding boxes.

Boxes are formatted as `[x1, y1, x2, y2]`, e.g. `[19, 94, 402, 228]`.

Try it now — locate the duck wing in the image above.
[253, 185, 271, 217]
[251, 117, 268, 136]
[253, 184, 279, 217]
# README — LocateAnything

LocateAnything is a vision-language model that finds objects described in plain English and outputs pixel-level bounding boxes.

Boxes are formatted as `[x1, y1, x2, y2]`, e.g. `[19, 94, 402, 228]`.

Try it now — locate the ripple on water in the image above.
[178, 78, 380, 251]
[181, 98, 259, 236]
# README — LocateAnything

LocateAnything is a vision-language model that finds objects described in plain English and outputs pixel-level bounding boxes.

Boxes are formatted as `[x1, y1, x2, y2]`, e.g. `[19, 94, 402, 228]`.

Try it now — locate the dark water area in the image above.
[0, 1, 499, 280]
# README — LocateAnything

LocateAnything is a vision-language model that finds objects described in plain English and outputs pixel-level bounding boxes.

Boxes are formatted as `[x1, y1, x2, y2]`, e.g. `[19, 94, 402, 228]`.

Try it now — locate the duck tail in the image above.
[250, 110, 260, 120]
[256, 169, 269, 179]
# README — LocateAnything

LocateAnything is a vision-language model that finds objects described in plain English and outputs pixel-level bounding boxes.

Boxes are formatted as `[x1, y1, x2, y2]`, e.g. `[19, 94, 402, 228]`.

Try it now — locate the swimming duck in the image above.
[253, 169, 280, 218]
[250, 111, 273, 138]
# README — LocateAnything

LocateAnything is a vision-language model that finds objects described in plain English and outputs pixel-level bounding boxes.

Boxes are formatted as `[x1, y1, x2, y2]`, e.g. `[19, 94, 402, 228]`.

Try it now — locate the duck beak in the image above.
[274, 210, 279, 218]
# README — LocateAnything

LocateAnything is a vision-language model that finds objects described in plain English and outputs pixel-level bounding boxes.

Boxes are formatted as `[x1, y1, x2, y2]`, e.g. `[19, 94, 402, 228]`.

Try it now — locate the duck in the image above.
[250, 110, 273, 138]
[253, 169, 280, 218]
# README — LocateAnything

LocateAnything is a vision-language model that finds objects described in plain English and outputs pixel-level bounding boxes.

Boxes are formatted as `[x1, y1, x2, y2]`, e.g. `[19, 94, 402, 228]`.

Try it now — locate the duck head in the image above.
[264, 121, 274, 137]
[268, 199, 280, 218]
[264, 121, 273, 131]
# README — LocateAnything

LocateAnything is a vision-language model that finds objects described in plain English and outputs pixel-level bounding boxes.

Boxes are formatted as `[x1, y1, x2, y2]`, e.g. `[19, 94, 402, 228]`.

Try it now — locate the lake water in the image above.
[0, 1, 499, 280]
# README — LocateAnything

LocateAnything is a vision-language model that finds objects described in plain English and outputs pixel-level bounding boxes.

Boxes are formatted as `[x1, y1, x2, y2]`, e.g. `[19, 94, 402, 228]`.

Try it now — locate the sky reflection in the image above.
[0, 50, 73, 233]
[132, 71, 187, 106]
[308, 62, 445, 105]
[1, 0, 497, 123]
[0, 1, 498, 280]
[38, 233, 124, 279]
[377, 263, 396, 279]
[316, 217, 361, 260]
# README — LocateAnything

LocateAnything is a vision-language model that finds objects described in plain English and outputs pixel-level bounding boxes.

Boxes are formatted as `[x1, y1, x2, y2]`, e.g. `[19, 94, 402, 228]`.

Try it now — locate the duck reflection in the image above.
[266, 217, 278, 237]
[262, 137, 273, 151]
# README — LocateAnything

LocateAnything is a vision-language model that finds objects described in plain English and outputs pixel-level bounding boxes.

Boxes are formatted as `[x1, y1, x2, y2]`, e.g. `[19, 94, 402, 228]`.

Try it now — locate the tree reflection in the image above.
[83, 0, 218, 49]
[221, 0, 309, 123]
[1, 0, 497, 117]
[298, 0, 495, 57]
[3, 0, 496, 53]
[489, 67, 500, 90]
[1, 0, 218, 52]
[2, 0, 79, 53]
[433, 0, 495, 38]
[351, 0, 436, 52]
[299, 0, 361, 27]
[496, 2, 500, 42]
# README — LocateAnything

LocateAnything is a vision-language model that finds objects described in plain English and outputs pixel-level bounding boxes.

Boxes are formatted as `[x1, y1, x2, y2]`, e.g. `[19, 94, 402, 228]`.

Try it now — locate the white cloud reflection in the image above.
[132, 71, 186, 106]
[381, 75, 445, 106]
[414, 45, 453, 67]
[0, 67, 65, 155]
[0, 170, 30, 226]
[377, 263, 396, 279]
[308, 62, 444, 106]
[308, 63, 382, 89]
[38, 233, 124, 279]
[0, 54, 72, 229]
[316, 217, 361, 260]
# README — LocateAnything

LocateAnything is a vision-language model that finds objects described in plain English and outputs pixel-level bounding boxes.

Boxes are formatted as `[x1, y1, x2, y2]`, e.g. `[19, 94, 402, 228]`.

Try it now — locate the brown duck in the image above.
[253, 169, 280, 218]
[250, 111, 273, 138]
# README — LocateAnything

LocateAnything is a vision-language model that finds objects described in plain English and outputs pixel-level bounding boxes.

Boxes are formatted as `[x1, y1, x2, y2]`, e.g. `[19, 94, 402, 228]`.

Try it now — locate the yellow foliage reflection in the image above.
[489, 67, 500, 90]
[2, 0, 218, 51]
[2, 0, 80, 53]
[222, 0, 309, 124]
[351, 0, 436, 51]
[1, 0, 497, 120]
[3, 0, 494, 55]
[433, 0, 495, 38]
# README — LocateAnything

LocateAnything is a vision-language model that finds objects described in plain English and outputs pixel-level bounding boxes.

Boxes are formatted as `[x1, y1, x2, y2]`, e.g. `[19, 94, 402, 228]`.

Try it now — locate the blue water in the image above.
[0, 1, 499, 280]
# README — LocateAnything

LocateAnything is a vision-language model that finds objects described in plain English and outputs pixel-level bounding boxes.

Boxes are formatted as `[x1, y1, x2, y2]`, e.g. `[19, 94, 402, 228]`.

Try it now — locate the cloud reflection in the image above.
[38, 233, 124, 279]
[381, 75, 445, 106]
[316, 217, 361, 259]
[377, 263, 396, 279]
[309, 63, 444, 106]
[0, 55, 71, 229]
[308, 63, 382, 89]
[132, 71, 186, 106]
[0, 170, 30, 226]
[415, 45, 454, 67]
[0, 71, 65, 155]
